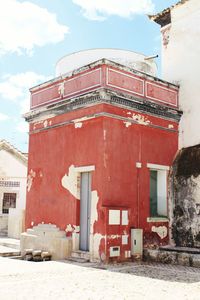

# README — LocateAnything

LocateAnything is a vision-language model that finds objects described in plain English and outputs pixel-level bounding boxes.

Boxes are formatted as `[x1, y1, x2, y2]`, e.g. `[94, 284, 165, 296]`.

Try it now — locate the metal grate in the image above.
[0, 181, 20, 187]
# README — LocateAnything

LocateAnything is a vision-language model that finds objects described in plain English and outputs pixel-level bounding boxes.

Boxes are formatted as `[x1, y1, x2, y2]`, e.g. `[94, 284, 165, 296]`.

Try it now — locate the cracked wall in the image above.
[171, 145, 200, 248]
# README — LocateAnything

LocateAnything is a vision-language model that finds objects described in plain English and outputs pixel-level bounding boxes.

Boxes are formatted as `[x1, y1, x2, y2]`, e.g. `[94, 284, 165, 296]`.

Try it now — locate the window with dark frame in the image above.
[2, 193, 17, 214]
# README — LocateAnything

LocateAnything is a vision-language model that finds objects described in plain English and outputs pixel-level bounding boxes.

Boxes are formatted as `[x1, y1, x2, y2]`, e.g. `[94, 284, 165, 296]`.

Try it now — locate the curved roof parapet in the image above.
[55, 49, 158, 77]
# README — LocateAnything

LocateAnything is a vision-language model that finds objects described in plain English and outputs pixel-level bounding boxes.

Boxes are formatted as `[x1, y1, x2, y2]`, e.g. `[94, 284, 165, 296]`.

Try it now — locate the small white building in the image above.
[0, 140, 27, 239]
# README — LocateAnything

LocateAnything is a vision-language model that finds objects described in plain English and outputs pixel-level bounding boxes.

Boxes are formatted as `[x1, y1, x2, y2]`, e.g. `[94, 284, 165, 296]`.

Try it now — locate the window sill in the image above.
[147, 217, 169, 223]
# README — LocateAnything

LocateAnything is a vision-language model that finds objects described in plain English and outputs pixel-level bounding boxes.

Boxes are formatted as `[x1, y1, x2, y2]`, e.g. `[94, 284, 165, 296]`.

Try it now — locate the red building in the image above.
[24, 50, 181, 262]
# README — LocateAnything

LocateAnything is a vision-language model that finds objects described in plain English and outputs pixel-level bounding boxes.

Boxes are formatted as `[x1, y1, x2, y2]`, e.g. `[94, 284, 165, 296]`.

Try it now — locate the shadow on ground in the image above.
[64, 260, 200, 284]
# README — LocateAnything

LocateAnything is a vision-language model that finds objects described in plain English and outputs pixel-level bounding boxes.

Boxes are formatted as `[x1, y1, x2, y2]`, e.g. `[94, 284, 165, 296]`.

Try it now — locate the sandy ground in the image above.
[0, 258, 200, 300]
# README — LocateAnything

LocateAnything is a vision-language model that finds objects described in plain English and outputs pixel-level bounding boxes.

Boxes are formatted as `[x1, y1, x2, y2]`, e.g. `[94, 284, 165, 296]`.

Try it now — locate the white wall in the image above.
[0, 150, 27, 211]
[161, 0, 200, 148]
[56, 49, 157, 77]
[0, 150, 27, 179]
[0, 149, 27, 238]
[8, 209, 25, 239]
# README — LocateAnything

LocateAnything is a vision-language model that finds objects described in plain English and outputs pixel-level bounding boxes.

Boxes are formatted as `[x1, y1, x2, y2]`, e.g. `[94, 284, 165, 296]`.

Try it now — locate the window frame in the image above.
[147, 163, 169, 221]
[2, 192, 17, 214]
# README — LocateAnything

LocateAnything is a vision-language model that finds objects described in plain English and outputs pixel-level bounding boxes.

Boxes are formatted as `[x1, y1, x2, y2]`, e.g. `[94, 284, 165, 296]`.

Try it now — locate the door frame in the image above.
[79, 171, 92, 251]
[73, 166, 95, 252]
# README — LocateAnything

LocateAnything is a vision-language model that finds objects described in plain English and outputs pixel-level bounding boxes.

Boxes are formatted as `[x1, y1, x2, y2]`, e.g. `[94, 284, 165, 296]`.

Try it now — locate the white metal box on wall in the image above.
[109, 246, 120, 257]
[131, 229, 143, 256]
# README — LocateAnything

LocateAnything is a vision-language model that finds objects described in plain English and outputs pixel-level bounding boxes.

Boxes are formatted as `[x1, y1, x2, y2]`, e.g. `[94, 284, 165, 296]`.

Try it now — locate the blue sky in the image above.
[0, 0, 178, 152]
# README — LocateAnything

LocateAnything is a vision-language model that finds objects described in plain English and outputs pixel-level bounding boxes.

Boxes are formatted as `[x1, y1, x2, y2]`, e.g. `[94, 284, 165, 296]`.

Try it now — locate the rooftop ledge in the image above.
[29, 59, 179, 111]
[30, 58, 179, 92]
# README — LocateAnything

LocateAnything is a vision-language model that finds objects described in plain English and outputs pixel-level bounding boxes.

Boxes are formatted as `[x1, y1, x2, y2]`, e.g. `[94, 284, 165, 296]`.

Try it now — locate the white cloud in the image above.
[0, 72, 50, 113]
[16, 121, 29, 133]
[0, 113, 9, 121]
[0, 0, 69, 55]
[72, 0, 154, 21]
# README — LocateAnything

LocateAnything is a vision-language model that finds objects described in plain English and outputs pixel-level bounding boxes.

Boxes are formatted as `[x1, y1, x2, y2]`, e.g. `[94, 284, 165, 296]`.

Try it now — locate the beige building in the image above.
[0, 140, 27, 239]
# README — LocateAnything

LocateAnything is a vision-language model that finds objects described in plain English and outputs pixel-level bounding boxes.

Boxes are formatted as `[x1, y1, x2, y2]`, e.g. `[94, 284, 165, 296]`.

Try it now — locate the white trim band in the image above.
[75, 165, 95, 172]
[147, 217, 169, 223]
[147, 163, 170, 171]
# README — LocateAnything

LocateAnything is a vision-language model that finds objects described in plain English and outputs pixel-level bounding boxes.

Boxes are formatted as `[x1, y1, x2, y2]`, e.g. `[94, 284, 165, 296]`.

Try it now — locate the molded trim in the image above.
[75, 166, 95, 172]
[147, 163, 170, 171]
[147, 217, 169, 223]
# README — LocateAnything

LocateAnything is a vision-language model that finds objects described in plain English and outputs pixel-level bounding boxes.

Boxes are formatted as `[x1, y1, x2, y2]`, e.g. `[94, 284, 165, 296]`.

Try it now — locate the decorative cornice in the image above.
[30, 58, 178, 94]
[24, 88, 182, 123]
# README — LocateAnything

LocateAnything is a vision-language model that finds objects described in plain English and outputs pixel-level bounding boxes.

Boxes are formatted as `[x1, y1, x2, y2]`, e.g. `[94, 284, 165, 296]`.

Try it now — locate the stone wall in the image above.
[171, 145, 200, 248]
[143, 248, 200, 268]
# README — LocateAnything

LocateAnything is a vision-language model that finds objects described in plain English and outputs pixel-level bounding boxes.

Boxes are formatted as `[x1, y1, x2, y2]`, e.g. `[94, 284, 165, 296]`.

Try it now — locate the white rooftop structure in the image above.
[55, 49, 157, 77]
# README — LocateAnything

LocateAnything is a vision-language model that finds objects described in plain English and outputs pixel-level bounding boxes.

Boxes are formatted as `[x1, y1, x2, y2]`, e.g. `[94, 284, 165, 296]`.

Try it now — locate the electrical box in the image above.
[109, 246, 120, 257]
[131, 229, 143, 256]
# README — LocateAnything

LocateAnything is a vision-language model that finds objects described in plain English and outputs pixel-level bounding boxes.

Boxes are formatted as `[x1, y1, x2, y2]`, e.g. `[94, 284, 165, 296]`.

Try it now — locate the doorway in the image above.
[80, 172, 91, 251]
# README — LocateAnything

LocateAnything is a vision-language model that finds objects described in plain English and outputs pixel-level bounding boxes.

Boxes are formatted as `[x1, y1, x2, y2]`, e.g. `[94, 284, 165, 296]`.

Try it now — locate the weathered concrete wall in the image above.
[144, 248, 200, 268]
[8, 209, 25, 239]
[171, 145, 200, 248]
[160, 0, 200, 148]
[21, 223, 72, 260]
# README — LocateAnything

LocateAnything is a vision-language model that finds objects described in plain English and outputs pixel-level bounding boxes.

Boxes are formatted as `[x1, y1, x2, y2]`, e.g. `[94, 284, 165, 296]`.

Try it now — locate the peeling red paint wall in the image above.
[30, 62, 179, 110]
[26, 102, 178, 261]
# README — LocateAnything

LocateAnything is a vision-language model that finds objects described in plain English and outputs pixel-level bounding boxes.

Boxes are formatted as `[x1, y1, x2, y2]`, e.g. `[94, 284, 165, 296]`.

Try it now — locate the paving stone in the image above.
[177, 253, 190, 266]
[158, 251, 177, 264]
[190, 254, 200, 268]
[33, 255, 43, 262]
[41, 251, 51, 259]
[43, 256, 51, 261]
[24, 254, 33, 261]
[25, 249, 33, 255]
[143, 249, 159, 262]
[32, 250, 42, 257]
